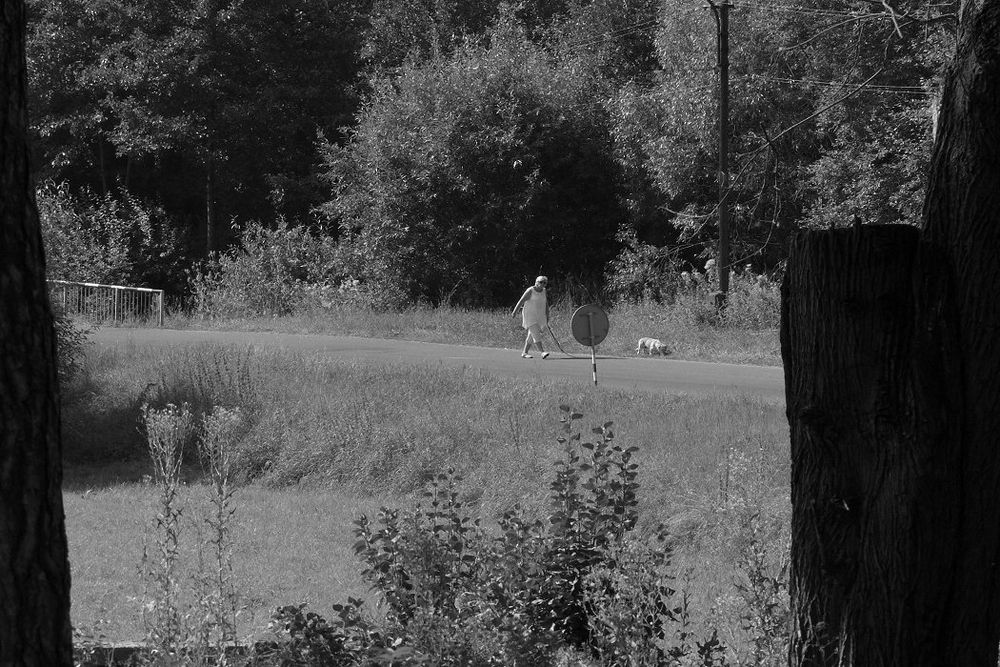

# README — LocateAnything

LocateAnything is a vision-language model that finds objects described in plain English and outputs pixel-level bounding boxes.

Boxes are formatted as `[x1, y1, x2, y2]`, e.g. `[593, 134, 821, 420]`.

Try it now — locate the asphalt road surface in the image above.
[92, 327, 786, 401]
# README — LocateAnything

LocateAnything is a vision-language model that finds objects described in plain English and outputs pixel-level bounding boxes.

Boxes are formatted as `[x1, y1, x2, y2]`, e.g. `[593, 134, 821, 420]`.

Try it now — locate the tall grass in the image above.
[63, 342, 788, 511]
[64, 341, 790, 657]
[167, 267, 782, 366]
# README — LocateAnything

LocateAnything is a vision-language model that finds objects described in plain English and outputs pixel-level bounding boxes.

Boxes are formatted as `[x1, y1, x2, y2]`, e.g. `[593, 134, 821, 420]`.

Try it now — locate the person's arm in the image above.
[511, 288, 531, 317]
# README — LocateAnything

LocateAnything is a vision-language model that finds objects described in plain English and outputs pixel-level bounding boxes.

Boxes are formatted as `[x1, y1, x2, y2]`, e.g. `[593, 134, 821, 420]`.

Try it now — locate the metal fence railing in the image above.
[48, 280, 164, 326]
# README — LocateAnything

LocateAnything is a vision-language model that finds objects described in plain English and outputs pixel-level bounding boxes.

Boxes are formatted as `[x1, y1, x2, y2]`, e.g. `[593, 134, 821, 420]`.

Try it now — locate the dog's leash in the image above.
[547, 323, 577, 357]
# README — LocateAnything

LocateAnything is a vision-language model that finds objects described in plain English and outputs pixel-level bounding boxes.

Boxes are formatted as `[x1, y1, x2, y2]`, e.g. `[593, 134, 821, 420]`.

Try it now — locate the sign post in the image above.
[570, 304, 610, 386]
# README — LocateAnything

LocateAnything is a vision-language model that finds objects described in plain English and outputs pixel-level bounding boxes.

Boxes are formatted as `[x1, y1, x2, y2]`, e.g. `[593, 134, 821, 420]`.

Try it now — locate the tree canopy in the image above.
[26, 0, 957, 306]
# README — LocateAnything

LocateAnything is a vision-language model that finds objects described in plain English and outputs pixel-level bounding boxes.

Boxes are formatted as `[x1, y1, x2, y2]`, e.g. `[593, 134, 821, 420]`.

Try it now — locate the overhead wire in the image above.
[518, 3, 937, 253]
[555, 0, 947, 58]
[559, 17, 661, 53]
[656, 66, 888, 237]
[750, 73, 930, 93]
[729, 2, 871, 17]
[557, 6, 863, 62]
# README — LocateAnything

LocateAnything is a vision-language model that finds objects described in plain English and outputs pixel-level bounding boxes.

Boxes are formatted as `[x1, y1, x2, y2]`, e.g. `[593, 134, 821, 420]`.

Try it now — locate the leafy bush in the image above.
[321, 12, 624, 308]
[606, 234, 683, 303]
[53, 309, 89, 388]
[188, 220, 409, 317]
[255, 601, 389, 666]
[37, 181, 185, 291]
[582, 536, 675, 665]
[261, 408, 734, 665]
[731, 514, 790, 666]
[668, 267, 781, 330]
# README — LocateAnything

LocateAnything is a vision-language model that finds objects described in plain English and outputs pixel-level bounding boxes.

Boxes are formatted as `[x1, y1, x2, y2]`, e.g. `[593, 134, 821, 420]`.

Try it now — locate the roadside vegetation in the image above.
[139, 219, 781, 366]
[64, 340, 789, 664]
[172, 301, 782, 366]
[170, 288, 781, 367]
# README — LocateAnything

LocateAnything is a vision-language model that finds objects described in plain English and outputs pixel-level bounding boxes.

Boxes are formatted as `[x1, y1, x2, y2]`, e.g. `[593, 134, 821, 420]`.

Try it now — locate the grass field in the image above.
[66, 484, 388, 643]
[63, 337, 790, 657]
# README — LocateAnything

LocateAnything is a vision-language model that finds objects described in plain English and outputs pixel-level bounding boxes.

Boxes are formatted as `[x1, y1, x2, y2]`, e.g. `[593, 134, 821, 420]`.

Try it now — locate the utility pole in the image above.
[708, 0, 732, 309]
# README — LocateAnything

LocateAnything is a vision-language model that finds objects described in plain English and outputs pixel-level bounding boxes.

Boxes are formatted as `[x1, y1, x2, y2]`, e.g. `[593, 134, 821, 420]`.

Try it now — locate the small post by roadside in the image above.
[571, 305, 610, 386]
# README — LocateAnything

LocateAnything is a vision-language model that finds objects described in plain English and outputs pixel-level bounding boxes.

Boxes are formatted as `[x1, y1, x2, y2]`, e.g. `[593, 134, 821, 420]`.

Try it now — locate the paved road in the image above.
[92, 327, 786, 401]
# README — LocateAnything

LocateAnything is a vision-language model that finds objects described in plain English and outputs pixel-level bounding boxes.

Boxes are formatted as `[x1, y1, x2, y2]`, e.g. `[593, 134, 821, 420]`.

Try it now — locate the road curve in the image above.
[91, 327, 786, 402]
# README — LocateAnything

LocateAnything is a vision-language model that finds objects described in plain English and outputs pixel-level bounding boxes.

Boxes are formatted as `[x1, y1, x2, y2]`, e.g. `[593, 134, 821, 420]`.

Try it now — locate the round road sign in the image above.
[570, 304, 610, 347]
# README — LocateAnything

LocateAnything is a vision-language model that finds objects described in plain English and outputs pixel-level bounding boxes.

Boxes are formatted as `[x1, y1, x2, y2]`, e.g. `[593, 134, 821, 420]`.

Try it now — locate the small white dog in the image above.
[636, 337, 671, 356]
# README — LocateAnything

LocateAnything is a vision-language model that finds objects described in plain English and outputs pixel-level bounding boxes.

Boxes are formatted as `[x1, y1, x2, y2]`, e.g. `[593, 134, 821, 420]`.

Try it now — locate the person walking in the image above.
[511, 275, 550, 359]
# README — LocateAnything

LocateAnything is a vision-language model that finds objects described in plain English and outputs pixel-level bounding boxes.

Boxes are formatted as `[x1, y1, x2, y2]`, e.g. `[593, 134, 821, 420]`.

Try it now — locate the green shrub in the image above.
[54, 309, 90, 388]
[669, 267, 781, 330]
[37, 181, 184, 291]
[145, 344, 261, 420]
[140, 403, 195, 656]
[320, 12, 623, 308]
[188, 220, 409, 318]
[256, 601, 388, 666]
[261, 408, 735, 665]
[582, 536, 675, 665]
[731, 514, 789, 666]
[606, 236, 682, 303]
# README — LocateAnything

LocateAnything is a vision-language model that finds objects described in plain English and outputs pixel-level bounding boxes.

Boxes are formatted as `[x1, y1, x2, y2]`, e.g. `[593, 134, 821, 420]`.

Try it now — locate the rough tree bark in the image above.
[782, 0, 1000, 664]
[0, 0, 74, 664]
[782, 228, 962, 665]
[919, 0, 1000, 660]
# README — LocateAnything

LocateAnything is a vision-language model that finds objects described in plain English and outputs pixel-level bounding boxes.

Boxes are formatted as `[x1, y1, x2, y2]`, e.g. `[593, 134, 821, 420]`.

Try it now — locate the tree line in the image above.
[27, 0, 956, 306]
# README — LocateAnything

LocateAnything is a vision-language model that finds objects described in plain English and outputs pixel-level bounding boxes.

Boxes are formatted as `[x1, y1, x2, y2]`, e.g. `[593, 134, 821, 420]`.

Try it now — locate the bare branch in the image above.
[778, 15, 876, 52]
[881, 0, 905, 37]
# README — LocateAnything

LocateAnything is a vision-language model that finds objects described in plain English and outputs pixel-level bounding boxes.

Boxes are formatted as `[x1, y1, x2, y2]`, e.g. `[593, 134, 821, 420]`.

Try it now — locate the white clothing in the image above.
[520, 287, 547, 329]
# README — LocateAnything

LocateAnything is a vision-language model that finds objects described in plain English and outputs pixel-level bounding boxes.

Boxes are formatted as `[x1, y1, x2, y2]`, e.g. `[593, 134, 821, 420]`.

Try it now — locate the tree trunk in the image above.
[97, 138, 108, 196]
[919, 0, 1000, 661]
[782, 227, 962, 665]
[783, 1, 1000, 664]
[206, 153, 215, 254]
[0, 1, 74, 664]
[202, 0, 220, 257]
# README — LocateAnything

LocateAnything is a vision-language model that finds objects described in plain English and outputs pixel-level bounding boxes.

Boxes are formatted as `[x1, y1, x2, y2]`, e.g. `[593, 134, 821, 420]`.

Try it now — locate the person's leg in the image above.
[526, 325, 549, 358]
[522, 331, 533, 358]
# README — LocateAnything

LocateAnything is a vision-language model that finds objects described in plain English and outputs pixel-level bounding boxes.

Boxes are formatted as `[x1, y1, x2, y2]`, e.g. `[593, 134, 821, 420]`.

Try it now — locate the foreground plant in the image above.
[262, 408, 729, 665]
[138, 402, 255, 665]
[192, 406, 245, 659]
[140, 402, 194, 657]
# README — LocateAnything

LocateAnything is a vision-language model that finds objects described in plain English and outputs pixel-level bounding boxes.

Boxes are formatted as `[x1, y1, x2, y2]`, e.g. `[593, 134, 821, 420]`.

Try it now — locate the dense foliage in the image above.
[188, 220, 348, 317]
[37, 181, 185, 290]
[28, 0, 364, 250]
[28, 0, 956, 308]
[322, 15, 625, 305]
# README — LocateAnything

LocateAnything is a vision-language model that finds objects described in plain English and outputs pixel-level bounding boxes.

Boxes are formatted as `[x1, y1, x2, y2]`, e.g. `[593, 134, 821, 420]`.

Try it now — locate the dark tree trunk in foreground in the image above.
[782, 1, 1000, 664]
[919, 0, 1000, 659]
[0, 0, 74, 664]
[782, 229, 961, 664]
